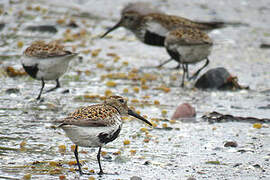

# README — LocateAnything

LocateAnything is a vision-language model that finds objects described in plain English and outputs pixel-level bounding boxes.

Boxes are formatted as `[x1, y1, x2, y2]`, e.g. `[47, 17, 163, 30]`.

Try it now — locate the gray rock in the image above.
[130, 176, 142, 180]
[195, 67, 231, 89]
[25, 25, 58, 33]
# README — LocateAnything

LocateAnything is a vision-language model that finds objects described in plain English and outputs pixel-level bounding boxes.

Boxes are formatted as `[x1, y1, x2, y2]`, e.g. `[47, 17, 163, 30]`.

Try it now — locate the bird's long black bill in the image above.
[100, 21, 122, 38]
[128, 109, 152, 126]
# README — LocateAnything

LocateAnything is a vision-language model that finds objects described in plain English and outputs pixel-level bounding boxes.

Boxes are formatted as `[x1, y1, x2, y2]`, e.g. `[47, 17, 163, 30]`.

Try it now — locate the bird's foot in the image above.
[36, 96, 44, 102]
[76, 169, 94, 176]
[98, 170, 104, 176]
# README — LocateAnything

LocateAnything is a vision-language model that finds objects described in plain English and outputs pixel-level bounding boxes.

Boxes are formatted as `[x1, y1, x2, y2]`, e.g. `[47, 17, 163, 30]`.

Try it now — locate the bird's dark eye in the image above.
[124, 15, 134, 21]
[119, 99, 124, 103]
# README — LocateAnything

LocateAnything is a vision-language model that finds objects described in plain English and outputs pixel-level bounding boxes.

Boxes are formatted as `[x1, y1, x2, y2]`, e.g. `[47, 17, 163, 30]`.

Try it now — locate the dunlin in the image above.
[55, 95, 152, 175]
[101, 3, 223, 47]
[21, 41, 78, 100]
[164, 27, 213, 87]
[101, 3, 221, 68]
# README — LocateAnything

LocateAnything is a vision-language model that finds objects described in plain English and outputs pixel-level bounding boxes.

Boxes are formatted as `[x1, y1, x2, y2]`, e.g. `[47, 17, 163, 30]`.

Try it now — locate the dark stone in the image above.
[260, 43, 270, 48]
[25, 25, 58, 33]
[224, 141, 238, 147]
[195, 67, 231, 89]
[233, 163, 242, 167]
[253, 164, 261, 168]
[130, 176, 142, 180]
[143, 160, 151, 165]
[258, 104, 270, 109]
[144, 30, 165, 46]
[5, 88, 20, 94]
[61, 89, 70, 94]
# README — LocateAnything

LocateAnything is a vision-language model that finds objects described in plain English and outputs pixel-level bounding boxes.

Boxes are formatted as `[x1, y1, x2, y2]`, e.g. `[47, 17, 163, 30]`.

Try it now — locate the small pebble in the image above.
[88, 177, 95, 180]
[62, 89, 69, 94]
[224, 141, 238, 147]
[23, 174, 31, 180]
[123, 140, 130, 145]
[143, 160, 151, 165]
[253, 123, 262, 129]
[130, 176, 142, 180]
[25, 25, 57, 33]
[5, 88, 20, 94]
[171, 103, 196, 119]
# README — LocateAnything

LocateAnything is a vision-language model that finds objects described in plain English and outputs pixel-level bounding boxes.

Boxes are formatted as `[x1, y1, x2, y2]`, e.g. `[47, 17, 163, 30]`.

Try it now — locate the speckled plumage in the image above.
[143, 13, 222, 32]
[21, 40, 77, 100]
[165, 27, 213, 46]
[165, 28, 213, 87]
[55, 95, 152, 175]
[59, 104, 119, 127]
[24, 40, 72, 58]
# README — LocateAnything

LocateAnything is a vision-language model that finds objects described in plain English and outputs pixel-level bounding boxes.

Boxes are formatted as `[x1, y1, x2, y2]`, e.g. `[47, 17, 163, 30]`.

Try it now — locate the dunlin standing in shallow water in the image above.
[22, 41, 78, 100]
[55, 95, 152, 175]
[164, 27, 213, 87]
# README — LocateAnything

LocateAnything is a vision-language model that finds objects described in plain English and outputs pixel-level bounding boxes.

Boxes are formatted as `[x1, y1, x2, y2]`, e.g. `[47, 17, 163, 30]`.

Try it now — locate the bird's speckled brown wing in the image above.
[168, 28, 213, 45]
[56, 104, 119, 127]
[147, 13, 221, 30]
[24, 40, 73, 58]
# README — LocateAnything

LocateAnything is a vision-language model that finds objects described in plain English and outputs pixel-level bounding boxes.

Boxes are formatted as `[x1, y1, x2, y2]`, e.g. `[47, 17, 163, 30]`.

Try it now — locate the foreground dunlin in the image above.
[164, 27, 213, 87]
[55, 95, 152, 175]
[21, 41, 78, 100]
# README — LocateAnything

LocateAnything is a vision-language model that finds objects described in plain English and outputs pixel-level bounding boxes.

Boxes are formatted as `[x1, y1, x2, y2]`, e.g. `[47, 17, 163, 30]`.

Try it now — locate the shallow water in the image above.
[0, 0, 270, 179]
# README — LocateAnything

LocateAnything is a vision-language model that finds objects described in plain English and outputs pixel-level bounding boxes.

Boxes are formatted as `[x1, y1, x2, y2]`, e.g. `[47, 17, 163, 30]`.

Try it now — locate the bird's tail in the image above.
[197, 21, 249, 30]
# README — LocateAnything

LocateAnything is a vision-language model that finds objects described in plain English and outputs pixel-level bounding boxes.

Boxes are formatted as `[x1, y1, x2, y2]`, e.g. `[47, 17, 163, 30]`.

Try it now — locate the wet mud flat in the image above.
[0, 0, 270, 179]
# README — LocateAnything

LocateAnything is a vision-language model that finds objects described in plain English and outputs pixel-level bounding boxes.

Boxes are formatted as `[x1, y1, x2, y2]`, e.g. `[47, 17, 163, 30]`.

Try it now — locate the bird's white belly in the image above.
[61, 125, 121, 147]
[177, 45, 212, 64]
[21, 55, 74, 80]
[37, 60, 70, 80]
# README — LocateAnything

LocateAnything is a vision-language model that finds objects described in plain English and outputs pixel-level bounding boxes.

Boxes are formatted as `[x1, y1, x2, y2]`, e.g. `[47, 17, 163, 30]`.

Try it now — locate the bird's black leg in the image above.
[181, 64, 187, 87]
[45, 79, 60, 93]
[37, 78, 45, 100]
[189, 58, 209, 80]
[74, 145, 83, 175]
[157, 58, 173, 68]
[186, 64, 189, 79]
[97, 147, 104, 175]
